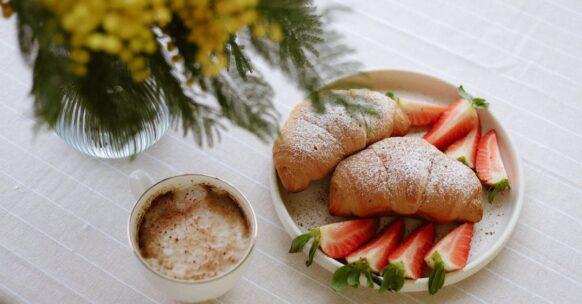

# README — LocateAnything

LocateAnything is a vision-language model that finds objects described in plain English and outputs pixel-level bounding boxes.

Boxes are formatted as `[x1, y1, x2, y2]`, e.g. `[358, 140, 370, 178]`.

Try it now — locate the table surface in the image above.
[1, 0, 582, 303]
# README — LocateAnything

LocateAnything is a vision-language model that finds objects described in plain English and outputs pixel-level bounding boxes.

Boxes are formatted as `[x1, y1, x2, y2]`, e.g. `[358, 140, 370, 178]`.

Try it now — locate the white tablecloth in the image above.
[1, 0, 581, 303]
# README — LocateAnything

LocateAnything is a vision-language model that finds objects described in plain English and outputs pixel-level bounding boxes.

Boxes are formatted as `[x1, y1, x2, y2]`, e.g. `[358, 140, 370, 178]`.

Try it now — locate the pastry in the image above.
[273, 89, 409, 192]
[329, 137, 483, 223]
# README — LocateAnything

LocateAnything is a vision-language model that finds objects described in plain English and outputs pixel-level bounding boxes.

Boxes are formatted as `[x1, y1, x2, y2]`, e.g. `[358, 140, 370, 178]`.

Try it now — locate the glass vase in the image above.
[54, 96, 169, 159]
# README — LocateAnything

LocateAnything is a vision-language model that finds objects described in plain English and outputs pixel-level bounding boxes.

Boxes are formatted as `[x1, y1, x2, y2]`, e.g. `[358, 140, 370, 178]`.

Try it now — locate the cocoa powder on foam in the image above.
[137, 184, 250, 281]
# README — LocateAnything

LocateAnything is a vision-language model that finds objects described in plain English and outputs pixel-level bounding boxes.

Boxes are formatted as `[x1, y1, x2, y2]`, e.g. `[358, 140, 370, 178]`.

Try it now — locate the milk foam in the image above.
[138, 184, 250, 281]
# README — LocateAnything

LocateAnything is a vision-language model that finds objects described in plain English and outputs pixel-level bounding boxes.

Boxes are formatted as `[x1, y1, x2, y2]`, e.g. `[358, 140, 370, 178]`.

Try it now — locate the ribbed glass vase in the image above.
[54, 97, 169, 159]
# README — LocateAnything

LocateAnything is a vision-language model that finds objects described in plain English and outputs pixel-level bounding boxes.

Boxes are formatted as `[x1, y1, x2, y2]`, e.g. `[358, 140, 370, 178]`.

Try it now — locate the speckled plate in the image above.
[269, 70, 524, 292]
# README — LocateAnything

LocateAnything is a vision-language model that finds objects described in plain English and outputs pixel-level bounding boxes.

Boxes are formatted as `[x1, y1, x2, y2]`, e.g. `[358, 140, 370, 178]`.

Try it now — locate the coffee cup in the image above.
[127, 170, 257, 303]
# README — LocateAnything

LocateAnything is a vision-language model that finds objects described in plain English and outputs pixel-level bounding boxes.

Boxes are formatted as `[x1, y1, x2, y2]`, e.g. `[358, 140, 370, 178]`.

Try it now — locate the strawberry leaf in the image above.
[332, 259, 377, 291]
[380, 262, 405, 292]
[353, 260, 375, 288]
[457, 85, 489, 109]
[487, 179, 511, 203]
[364, 271, 374, 288]
[386, 91, 401, 105]
[331, 264, 353, 291]
[347, 268, 360, 287]
[306, 229, 321, 266]
[472, 98, 489, 109]
[428, 252, 446, 295]
[457, 156, 470, 168]
[457, 85, 472, 101]
[289, 231, 314, 253]
[289, 228, 321, 267]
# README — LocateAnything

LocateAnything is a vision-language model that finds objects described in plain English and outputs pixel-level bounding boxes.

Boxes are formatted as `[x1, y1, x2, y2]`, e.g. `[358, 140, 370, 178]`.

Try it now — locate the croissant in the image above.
[273, 89, 410, 192]
[329, 137, 483, 223]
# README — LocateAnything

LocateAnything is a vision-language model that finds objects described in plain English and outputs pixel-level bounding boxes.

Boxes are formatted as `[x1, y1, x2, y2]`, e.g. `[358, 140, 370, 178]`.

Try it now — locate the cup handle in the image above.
[129, 170, 154, 200]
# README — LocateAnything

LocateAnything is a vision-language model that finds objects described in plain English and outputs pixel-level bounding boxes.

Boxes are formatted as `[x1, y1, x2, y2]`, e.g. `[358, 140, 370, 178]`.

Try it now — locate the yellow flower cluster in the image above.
[40, 0, 284, 81]
[170, 0, 282, 76]
[42, 0, 171, 81]
[0, 0, 13, 18]
[251, 17, 283, 44]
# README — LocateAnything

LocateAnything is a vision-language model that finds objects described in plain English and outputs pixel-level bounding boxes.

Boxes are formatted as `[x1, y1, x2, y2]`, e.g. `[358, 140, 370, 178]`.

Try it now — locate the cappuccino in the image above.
[137, 184, 250, 281]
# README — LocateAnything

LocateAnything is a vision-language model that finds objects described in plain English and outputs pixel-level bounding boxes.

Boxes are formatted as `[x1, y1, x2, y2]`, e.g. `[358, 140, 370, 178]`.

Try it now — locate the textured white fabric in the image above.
[1, 0, 581, 303]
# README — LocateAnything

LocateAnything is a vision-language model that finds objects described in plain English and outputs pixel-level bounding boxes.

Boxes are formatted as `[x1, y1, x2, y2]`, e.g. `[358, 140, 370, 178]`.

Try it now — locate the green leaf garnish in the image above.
[347, 268, 361, 287]
[457, 85, 489, 109]
[307, 232, 320, 266]
[487, 179, 511, 203]
[380, 262, 406, 292]
[331, 259, 377, 291]
[472, 98, 489, 109]
[331, 264, 353, 291]
[428, 252, 446, 295]
[289, 232, 313, 253]
[457, 85, 472, 101]
[365, 271, 374, 288]
[386, 91, 401, 104]
[457, 156, 470, 168]
[288, 228, 321, 266]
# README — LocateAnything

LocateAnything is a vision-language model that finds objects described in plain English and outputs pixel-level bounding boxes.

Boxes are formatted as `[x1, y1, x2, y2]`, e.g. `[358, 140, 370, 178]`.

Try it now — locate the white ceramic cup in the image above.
[127, 170, 258, 303]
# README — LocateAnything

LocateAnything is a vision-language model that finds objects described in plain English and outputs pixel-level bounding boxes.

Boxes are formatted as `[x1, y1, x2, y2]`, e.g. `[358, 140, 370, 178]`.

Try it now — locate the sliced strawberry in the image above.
[425, 223, 474, 271]
[445, 118, 481, 168]
[379, 223, 435, 292]
[389, 92, 447, 127]
[331, 220, 404, 291]
[423, 86, 488, 150]
[425, 223, 474, 294]
[289, 219, 378, 266]
[387, 223, 435, 279]
[475, 130, 511, 203]
[346, 219, 404, 272]
[320, 219, 379, 259]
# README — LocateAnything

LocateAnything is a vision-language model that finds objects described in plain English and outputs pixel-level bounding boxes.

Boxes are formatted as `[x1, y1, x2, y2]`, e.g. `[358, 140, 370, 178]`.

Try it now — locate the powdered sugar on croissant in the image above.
[273, 89, 410, 192]
[329, 137, 483, 223]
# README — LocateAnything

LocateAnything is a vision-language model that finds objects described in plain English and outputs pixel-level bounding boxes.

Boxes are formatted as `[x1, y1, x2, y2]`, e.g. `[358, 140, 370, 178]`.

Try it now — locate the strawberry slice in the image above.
[388, 92, 447, 127]
[425, 222, 474, 294]
[445, 118, 481, 168]
[346, 219, 404, 272]
[332, 220, 404, 291]
[423, 86, 488, 150]
[289, 219, 378, 266]
[380, 223, 435, 292]
[475, 130, 511, 203]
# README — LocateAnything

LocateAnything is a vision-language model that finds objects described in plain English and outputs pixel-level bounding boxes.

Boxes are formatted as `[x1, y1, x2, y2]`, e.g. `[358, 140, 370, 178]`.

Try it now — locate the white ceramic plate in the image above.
[270, 70, 524, 292]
